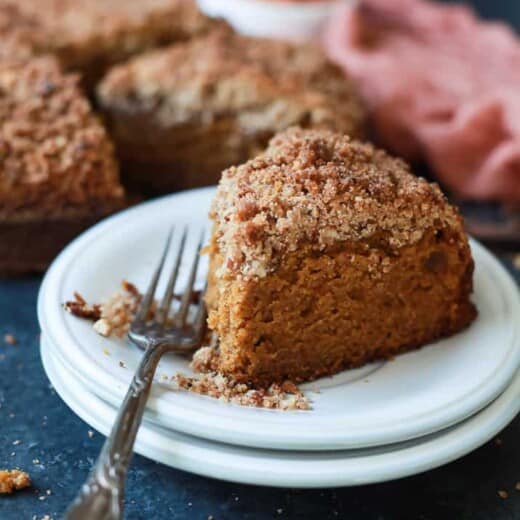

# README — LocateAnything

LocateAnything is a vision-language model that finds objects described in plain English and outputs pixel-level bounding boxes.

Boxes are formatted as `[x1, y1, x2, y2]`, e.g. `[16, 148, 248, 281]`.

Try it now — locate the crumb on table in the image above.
[3, 334, 17, 345]
[0, 469, 31, 494]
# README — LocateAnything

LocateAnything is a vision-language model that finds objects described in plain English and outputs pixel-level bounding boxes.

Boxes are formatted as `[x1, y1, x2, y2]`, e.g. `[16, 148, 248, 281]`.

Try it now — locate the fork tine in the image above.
[175, 230, 205, 327]
[134, 228, 173, 323]
[193, 282, 208, 340]
[156, 227, 188, 325]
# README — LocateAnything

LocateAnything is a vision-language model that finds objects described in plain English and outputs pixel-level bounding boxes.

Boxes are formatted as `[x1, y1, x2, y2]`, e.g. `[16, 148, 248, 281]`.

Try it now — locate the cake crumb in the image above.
[3, 334, 17, 345]
[94, 319, 112, 337]
[498, 490, 508, 499]
[0, 469, 31, 494]
[64, 293, 101, 320]
[87, 430, 94, 439]
[174, 370, 310, 411]
[64, 280, 142, 338]
[119, 361, 127, 368]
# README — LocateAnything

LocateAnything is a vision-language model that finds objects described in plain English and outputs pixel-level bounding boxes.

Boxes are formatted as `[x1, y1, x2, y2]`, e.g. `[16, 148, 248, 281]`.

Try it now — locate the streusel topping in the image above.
[97, 27, 365, 138]
[0, 0, 214, 64]
[0, 56, 123, 216]
[210, 127, 464, 279]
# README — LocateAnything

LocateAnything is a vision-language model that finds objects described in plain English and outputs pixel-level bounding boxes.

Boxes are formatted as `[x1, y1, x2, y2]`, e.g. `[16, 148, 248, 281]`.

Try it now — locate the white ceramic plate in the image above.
[37, 187, 520, 451]
[41, 335, 520, 488]
[197, 0, 348, 42]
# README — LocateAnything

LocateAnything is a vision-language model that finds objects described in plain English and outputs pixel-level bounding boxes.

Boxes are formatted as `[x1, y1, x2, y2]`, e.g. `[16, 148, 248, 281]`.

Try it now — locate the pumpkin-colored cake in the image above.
[205, 127, 477, 385]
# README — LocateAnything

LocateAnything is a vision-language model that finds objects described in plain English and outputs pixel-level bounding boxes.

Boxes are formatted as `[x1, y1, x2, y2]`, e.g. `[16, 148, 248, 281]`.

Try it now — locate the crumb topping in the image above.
[97, 27, 365, 138]
[0, 469, 31, 494]
[210, 127, 465, 279]
[0, 56, 123, 216]
[0, 0, 215, 69]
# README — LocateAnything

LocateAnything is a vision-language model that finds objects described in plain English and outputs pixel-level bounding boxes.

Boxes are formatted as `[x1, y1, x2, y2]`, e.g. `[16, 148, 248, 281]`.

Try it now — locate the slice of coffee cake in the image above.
[206, 127, 476, 385]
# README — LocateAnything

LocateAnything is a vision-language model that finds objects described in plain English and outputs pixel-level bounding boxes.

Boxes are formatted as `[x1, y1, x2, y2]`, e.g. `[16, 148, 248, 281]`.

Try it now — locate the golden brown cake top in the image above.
[0, 0, 213, 69]
[0, 56, 123, 216]
[97, 27, 365, 138]
[210, 127, 465, 279]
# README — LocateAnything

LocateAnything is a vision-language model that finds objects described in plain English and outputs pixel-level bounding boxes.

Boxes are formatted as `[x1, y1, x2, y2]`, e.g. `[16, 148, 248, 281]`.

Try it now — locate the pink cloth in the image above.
[324, 0, 520, 203]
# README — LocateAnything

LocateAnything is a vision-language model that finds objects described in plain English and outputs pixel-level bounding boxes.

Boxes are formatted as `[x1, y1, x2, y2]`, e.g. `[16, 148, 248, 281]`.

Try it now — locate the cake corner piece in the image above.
[0, 55, 125, 275]
[206, 127, 477, 385]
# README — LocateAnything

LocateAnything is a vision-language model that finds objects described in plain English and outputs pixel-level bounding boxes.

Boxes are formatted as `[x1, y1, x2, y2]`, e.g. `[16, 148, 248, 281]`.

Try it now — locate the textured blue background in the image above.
[1, 1, 520, 519]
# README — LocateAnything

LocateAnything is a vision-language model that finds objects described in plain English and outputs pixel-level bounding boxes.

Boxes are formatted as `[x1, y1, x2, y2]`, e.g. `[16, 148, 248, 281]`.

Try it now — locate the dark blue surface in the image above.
[0, 260, 519, 519]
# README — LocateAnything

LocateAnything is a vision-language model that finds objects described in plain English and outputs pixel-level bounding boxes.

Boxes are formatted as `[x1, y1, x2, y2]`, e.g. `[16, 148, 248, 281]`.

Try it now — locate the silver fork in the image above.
[65, 227, 207, 520]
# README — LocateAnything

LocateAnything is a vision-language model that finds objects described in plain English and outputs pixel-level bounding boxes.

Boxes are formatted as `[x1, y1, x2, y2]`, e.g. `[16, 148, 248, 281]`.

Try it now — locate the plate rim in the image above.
[41, 336, 520, 488]
[37, 187, 520, 451]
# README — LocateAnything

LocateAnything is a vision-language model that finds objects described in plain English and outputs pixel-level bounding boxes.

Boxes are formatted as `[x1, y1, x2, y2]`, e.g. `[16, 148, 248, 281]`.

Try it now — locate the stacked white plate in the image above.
[38, 187, 520, 488]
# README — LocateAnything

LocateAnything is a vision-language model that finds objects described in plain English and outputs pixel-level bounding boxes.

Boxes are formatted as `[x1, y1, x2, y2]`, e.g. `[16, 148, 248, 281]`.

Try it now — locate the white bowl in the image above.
[197, 0, 354, 42]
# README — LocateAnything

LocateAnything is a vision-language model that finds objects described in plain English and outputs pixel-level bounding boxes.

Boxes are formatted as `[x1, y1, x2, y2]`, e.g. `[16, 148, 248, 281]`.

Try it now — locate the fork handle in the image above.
[65, 341, 169, 520]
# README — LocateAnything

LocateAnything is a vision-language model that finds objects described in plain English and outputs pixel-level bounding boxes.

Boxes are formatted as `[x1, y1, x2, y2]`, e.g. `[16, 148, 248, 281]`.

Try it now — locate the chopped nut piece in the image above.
[0, 469, 31, 494]
[64, 293, 102, 321]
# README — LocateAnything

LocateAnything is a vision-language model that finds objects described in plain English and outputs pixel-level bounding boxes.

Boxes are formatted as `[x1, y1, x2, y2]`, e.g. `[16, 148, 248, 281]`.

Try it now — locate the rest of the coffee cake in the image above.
[0, 0, 220, 87]
[97, 27, 366, 194]
[206, 128, 477, 385]
[0, 56, 124, 274]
